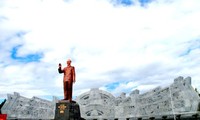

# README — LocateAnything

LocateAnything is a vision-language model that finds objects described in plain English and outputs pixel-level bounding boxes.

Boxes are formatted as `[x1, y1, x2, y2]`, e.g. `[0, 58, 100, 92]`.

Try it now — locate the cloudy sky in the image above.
[0, 0, 200, 103]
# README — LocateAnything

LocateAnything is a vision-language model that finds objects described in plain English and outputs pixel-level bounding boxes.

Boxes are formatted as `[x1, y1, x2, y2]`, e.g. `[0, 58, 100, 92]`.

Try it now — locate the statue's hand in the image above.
[58, 63, 62, 67]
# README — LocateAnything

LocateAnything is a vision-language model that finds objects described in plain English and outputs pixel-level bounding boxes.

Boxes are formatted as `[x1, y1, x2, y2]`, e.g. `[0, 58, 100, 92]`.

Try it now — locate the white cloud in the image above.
[0, 0, 200, 100]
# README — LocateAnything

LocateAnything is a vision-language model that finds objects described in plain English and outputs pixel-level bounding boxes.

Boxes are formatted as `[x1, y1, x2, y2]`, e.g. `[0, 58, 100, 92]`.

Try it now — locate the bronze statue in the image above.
[58, 59, 76, 102]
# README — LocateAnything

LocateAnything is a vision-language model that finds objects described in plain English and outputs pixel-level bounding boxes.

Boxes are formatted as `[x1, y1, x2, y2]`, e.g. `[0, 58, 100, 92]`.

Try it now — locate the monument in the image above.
[76, 76, 200, 120]
[55, 59, 81, 120]
[58, 59, 76, 102]
[1, 92, 56, 119]
[1, 76, 200, 119]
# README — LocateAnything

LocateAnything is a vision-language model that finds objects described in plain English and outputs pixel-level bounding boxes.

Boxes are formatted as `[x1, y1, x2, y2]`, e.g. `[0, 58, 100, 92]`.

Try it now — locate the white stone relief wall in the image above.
[76, 76, 200, 120]
[1, 76, 200, 120]
[76, 88, 116, 119]
[1, 92, 58, 119]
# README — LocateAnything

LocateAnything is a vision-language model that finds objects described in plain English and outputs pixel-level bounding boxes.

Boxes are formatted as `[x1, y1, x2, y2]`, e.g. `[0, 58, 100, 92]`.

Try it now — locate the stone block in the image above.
[54, 101, 81, 120]
[130, 89, 140, 96]
[174, 76, 184, 84]
[184, 76, 191, 85]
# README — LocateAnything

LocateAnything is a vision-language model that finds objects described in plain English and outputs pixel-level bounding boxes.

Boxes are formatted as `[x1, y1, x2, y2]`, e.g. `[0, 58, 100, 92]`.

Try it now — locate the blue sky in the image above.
[1, 0, 200, 103]
[11, 45, 43, 62]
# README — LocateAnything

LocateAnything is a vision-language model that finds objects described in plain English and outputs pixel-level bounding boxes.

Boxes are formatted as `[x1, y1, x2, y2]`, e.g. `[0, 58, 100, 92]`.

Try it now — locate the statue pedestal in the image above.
[54, 100, 81, 120]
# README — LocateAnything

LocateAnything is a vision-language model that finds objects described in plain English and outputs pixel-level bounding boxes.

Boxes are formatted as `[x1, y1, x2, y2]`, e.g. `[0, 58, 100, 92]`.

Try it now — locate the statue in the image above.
[55, 59, 81, 119]
[58, 59, 76, 102]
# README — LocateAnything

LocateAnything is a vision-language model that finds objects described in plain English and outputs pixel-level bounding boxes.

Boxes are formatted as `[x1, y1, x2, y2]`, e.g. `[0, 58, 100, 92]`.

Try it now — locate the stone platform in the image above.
[54, 100, 81, 120]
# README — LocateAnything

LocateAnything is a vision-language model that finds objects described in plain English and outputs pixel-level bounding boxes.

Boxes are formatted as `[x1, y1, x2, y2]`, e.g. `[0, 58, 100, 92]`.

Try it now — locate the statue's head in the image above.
[67, 59, 72, 66]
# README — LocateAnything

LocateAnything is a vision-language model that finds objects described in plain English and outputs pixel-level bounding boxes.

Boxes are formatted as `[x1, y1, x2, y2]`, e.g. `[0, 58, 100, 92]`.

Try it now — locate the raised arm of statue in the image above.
[58, 63, 64, 73]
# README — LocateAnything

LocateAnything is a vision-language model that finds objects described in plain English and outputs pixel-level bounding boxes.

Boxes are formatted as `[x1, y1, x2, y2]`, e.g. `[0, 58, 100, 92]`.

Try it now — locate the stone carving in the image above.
[1, 76, 200, 120]
[76, 88, 115, 119]
[76, 76, 200, 120]
[1, 92, 58, 119]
